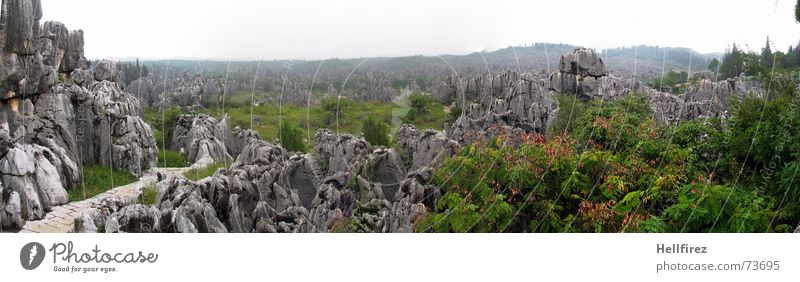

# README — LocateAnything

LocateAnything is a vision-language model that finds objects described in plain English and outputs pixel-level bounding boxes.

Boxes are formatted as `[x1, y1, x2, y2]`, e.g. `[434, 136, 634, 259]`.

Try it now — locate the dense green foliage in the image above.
[362, 116, 390, 146]
[713, 40, 800, 80]
[717, 44, 761, 79]
[796, 0, 800, 23]
[69, 165, 139, 202]
[279, 121, 307, 153]
[418, 83, 800, 232]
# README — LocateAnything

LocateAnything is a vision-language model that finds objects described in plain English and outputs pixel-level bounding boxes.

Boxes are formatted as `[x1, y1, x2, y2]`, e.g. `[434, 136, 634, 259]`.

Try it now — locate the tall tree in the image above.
[761, 37, 773, 70]
[796, 0, 800, 23]
[707, 58, 720, 72]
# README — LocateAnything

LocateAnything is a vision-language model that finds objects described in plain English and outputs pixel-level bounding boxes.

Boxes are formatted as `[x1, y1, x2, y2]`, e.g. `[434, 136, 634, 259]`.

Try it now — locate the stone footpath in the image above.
[18, 167, 191, 233]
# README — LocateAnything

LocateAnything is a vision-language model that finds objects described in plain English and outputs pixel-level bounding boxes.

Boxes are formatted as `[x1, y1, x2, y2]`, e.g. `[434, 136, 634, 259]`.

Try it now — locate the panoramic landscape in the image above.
[2, 0, 800, 233]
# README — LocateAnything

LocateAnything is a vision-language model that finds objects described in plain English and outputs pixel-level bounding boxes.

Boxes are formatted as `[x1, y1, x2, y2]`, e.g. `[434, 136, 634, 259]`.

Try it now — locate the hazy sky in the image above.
[39, 0, 800, 60]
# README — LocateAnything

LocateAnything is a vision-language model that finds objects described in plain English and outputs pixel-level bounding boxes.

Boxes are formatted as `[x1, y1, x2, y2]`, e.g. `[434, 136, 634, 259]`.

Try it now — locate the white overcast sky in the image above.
[39, 0, 800, 60]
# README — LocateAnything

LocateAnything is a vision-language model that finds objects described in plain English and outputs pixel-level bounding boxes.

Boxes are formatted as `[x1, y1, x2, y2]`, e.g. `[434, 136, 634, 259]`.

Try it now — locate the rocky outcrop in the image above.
[126, 77, 157, 106]
[0, 183, 22, 230]
[171, 114, 233, 167]
[314, 129, 368, 176]
[443, 70, 559, 141]
[396, 125, 458, 171]
[0, 143, 69, 221]
[0, 0, 156, 229]
[559, 48, 608, 77]
[439, 48, 766, 137]
[226, 126, 260, 159]
[101, 126, 444, 233]
[154, 177, 228, 233]
[93, 59, 116, 82]
[359, 148, 405, 202]
[104, 204, 161, 233]
[73, 195, 128, 233]
[645, 77, 763, 124]
[39, 21, 85, 73]
[65, 80, 157, 176]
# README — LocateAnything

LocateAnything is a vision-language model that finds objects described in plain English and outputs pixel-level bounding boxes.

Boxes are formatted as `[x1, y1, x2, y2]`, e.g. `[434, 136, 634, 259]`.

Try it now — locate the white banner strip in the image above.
[1, 233, 797, 281]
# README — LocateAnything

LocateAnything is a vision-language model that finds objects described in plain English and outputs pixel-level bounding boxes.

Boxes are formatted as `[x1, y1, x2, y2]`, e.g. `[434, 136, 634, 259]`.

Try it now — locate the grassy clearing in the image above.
[400, 92, 446, 131]
[183, 162, 226, 181]
[145, 108, 189, 167]
[202, 93, 396, 148]
[68, 165, 139, 202]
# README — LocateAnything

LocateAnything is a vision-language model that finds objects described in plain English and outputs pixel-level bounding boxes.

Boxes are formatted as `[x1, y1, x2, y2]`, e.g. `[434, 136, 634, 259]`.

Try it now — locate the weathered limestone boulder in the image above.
[226, 126, 260, 159]
[171, 114, 233, 167]
[0, 187, 23, 231]
[126, 77, 157, 106]
[559, 47, 608, 78]
[0, 143, 69, 220]
[68, 80, 157, 175]
[277, 154, 321, 209]
[360, 148, 405, 202]
[37, 20, 85, 73]
[2, 0, 42, 55]
[394, 167, 440, 208]
[93, 59, 116, 82]
[648, 90, 685, 124]
[155, 176, 227, 233]
[104, 204, 161, 233]
[171, 195, 228, 233]
[396, 125, 458, 171]
[73, 196, 128, 233]
[646, 77, 763, 124]
[314, 129, 368, 175]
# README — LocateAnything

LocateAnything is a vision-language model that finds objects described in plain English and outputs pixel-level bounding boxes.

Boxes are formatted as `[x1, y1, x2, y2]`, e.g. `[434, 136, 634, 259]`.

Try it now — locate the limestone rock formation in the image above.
[93, 59, 117, 82]
[0, 143, 69, 221]
[104, 204, 161, 233]
[0, 183, 22, 230]
[102, 126, 445, 233]
[314, 129, 368, 176]
[559, 47, 608, 77]
[226, 126, 260, 159]
[171, 114, 233, 167]
[0, 0, 156, 229]
[396, 125, 458, 171]
[66, 80, 157, 175]
[360, 148, 405, 202]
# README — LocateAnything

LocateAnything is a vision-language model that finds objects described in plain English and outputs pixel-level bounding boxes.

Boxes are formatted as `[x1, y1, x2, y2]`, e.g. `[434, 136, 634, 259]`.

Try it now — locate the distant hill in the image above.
[129, 43, 720, 82]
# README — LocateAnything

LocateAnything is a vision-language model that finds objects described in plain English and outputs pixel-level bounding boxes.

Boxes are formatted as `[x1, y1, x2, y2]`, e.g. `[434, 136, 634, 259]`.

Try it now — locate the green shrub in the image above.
[362, 116, 390, 146]
[548, 94, 588, 135]
[279, 121, 306, 153]
[137, 185, 159, 205]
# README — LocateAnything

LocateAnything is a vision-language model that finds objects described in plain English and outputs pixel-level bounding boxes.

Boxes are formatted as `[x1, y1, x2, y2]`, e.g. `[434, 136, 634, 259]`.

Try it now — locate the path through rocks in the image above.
[18, 167, 192, 233]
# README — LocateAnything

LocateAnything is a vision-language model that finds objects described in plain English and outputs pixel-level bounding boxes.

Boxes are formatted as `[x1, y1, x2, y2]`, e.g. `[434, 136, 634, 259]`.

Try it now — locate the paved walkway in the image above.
[19, 167, 191, 233]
